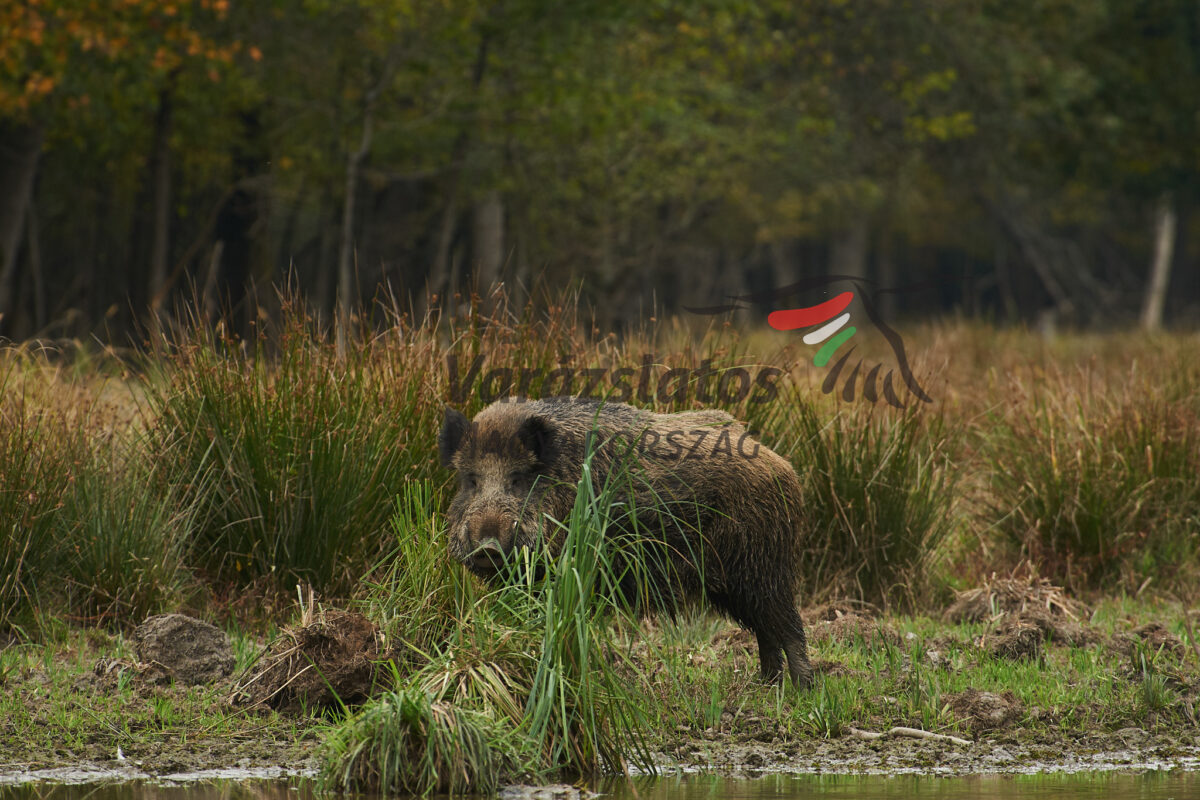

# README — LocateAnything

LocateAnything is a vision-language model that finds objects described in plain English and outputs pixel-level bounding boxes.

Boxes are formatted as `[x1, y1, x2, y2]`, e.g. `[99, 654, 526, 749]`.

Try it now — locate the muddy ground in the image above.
[3, 579, 1200, 783]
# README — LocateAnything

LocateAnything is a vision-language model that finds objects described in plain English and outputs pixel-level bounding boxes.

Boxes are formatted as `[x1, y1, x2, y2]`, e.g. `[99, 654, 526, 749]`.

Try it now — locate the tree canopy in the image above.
[1, 0, 1196, 340]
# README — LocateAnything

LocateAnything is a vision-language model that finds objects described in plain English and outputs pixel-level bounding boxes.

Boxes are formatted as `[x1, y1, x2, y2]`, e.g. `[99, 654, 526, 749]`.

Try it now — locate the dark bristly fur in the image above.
[439, 397, 814, 688]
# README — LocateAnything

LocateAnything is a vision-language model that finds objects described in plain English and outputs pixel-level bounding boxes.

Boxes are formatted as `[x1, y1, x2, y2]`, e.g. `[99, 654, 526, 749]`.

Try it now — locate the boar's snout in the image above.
[463, 512, 513, 574]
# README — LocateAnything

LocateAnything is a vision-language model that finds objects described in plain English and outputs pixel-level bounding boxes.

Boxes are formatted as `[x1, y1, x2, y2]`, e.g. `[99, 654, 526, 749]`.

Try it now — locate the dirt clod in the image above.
[133, 613, 234, 685]
[982, 618, 1042, 661]
[948, 688, 1023, 732]
[803, 601, 878, 624]
[1016, 608, 1099, 647]
[710, 626, 755, 651]
[811, 658, 867, 679]
[232, 608, 385, 712]
[945, 576, 1089, 625]
[807, 613, 899, 648]
[1133, 622, 1185, 659]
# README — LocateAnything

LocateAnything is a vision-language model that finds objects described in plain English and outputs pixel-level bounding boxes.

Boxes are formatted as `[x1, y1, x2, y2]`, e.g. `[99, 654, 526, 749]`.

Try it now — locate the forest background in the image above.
[1, 0, 1197, 341]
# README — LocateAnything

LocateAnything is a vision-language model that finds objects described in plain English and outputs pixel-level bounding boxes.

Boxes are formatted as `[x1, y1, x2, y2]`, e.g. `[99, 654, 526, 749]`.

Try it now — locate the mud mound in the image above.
[1015, 608, 1100, 647]
[945, 577, 1089, 625]
[981, 617, 1042, 661]
[710, 626, 755, 651]
[1113, 622, 1187, 667]
[948, 689, 1023, 732]
[807, 613, 899, 648]
[802, 601, 878, 625]
[1133, 622, 1186, 658]
[232, 608, 385, 712]
[133, 613, 234, 685]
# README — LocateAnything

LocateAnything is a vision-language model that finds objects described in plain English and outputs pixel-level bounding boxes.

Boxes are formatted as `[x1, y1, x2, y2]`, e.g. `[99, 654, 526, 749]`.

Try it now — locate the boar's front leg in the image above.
[754, 629, 785, 683]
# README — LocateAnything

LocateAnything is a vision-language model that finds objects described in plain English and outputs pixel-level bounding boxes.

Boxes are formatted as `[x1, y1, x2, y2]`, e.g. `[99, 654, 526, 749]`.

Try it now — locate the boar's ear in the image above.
[516, 415, 556, 466]
[439, 407, 469, 467]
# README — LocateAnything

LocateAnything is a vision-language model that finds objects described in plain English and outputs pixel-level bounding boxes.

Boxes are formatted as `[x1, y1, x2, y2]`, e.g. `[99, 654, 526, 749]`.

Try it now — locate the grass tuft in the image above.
[320, 684, 507, 795]
[145, 304, 443, 594]
[986, 392, 1200, 591]
[763, 396, 958, 610]
[53, 441, 191, 623]
[512, 440, 656, 777]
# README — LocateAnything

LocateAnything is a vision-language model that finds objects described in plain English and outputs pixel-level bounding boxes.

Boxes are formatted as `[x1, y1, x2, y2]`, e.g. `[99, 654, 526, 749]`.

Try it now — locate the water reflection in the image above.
[0, 782, 304, 800]
[604, 771, 1200, 799]
[1, 771, 1198, 800]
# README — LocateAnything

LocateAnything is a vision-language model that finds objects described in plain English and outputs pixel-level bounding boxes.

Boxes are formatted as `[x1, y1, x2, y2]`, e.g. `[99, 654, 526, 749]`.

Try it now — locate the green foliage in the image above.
[799, 678, 848, 739]
[15, 0, 1199, 345]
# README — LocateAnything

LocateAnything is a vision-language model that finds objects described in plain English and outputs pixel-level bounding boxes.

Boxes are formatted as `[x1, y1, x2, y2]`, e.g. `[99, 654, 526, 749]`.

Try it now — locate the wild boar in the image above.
[438, 396, 813, 687]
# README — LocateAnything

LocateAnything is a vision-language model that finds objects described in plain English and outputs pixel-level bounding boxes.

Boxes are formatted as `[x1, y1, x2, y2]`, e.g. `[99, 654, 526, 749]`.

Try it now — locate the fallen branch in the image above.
[848, 726, 972, 746]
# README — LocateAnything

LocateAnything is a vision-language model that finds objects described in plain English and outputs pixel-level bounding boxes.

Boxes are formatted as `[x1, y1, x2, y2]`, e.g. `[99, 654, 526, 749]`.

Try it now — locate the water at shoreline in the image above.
[2, 766, 1199, 800]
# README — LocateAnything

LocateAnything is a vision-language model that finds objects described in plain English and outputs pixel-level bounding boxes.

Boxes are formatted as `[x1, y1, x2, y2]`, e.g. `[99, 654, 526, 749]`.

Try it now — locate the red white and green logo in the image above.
[688, 277, 933, 409]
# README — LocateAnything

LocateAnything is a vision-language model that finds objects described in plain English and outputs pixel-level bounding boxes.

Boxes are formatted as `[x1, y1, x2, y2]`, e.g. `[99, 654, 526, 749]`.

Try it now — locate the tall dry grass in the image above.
[2, 292, 1198, 632]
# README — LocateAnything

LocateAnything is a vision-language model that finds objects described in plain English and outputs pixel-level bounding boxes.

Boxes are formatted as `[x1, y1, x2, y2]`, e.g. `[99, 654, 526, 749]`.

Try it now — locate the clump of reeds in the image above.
[758, 393, 958, 610]
[320, 685, 508, 795]
[985, 386, 1200, 592]
[0, 362, 75, 627]
[144, 304, 447, 594]
[339, 450, 656, 790]
[1, 354, 187, 628]
[52, 444, 192, 623]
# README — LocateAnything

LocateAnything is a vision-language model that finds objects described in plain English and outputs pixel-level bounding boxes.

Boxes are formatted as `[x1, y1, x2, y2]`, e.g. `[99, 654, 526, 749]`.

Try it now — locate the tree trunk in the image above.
[424, 30, 490, 312]
[428, 198, 459, 304]
[0, 120, 44, 337]
[472, 189, 505, 295]
[27, 202, 43, 333]
[336, 53, 399, 355]
[876, 230, 896, 320]
[1140, 192, 1176, 332]
[313, 195, 337, 323]
[202, 240, 225, 324]
[336, 108, 372, 357]
[830, 215, 870, 280]
[148, 87, 174, 332]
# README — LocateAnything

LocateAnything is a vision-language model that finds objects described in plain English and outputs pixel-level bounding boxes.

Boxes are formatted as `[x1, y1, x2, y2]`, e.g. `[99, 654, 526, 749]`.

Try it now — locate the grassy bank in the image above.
[0, 625, 319, 772]
[2, 295, 1199, 787]
[2, 590, 1197, 783]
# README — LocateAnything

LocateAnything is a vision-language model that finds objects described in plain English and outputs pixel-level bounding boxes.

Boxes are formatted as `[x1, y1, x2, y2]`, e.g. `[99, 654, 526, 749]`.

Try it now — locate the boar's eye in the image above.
[462, 473, 479, 491]
[507, 472, 532, 492]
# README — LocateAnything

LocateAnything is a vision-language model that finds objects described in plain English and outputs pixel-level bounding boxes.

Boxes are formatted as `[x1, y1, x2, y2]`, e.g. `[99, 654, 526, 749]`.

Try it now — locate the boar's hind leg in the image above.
[710, 589, 786, 683]
[780, 609, 814, 689]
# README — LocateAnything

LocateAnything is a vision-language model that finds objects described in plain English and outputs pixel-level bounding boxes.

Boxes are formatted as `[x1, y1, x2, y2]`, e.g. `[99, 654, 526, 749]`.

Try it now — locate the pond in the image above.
[2, 770, 1198, 800]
